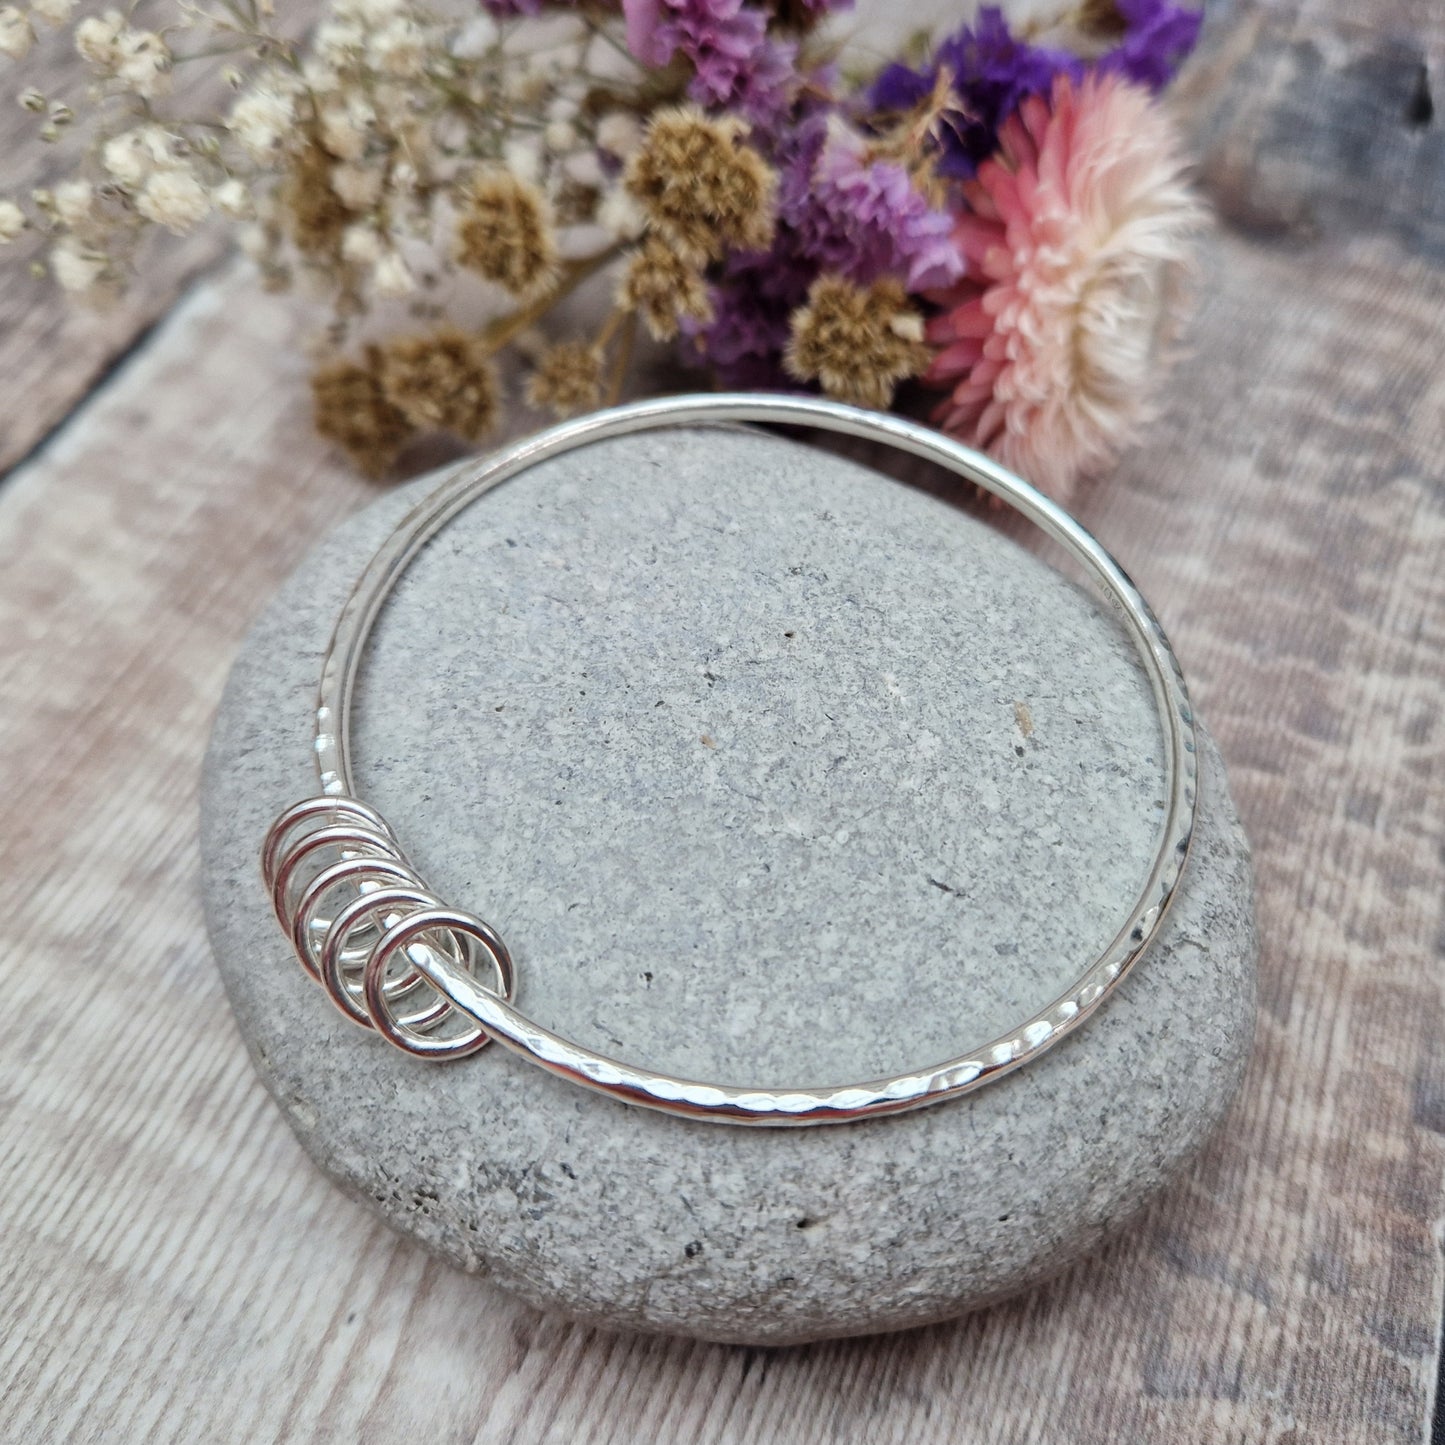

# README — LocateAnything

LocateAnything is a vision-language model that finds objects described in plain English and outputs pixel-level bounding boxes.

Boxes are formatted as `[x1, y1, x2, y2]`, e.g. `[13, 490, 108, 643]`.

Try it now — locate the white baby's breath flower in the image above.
[31, 0, 77, 25]
[238, 222, 270, 262]
[348, 0, 406, 23]
[140, 126, 188, 168]
[389, 159, 419, 194]
[51, 238, 105, 292]
[543, 119, 577, 153]
[596, 113, 643, 160]
[228, 87, 294, 160]
[106, 124, 188, 188]
[314, 19, 364, 63]
[318, 95, 374, 161]
[340, 222, 384, 265]
[0, 198, 26, 242]
[0, 7, 33, 60]
[506, 66, 549, 107]
[213, 178, 251, 218]
[301, 58, 341, 95]
[137, 168, 210, 233]
[502, 135, 543, 186]
[369, 17, 425, 77]
[563, 148, 604, 189]
[102, 129, 150, 186]
[331, 162, 382, 210]
[450, 15, 498, 60]
[596, 185, 645, 242]
[114, 29, 172, 98]
[74, 10, 124, 69]
[53, 179, 93, 227]
[371, 250, 415, 297]
[371, 80, 420, 134]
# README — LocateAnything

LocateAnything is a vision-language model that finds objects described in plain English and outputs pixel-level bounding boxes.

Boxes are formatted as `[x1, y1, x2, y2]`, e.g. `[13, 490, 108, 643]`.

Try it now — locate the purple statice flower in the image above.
[623, 0, 799, 125]
[717, 33, 800, 126]
[480, 0, 547, 15]
[622, 0, 670, 62]
[789, 123, 964, 290]
[1099, 0, 1203, 90]
[688, 112, 962, 386]
[685, 240, 814, 389]
[868, 7, 1082, 179]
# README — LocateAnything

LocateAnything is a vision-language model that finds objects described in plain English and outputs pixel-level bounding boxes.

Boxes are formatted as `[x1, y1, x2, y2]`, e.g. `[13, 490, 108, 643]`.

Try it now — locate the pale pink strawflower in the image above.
[925, 73, 1203, 503]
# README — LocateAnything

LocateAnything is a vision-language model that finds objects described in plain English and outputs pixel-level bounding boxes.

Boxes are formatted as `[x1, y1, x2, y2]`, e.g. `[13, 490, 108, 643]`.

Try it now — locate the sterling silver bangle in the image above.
[262, 393, 1198, 1126]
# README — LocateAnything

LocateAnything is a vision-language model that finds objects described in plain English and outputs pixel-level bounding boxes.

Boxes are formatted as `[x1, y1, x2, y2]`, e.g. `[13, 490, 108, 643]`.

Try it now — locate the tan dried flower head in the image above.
[312, 346, 414, 477]
[455, 170, 558, 298]
[526, 340, 603, 418]
[618, 234, 713, 342]
[1074, 0, 1131, 40]
[625, 106, 777, 263]
[378, 327, 499, 441]
[285, 133, 355, 260]
[785, 275, 931, 410]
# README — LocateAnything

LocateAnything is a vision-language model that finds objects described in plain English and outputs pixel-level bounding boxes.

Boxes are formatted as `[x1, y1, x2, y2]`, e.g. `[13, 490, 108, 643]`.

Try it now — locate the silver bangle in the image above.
[262, 394, 1198, 1126]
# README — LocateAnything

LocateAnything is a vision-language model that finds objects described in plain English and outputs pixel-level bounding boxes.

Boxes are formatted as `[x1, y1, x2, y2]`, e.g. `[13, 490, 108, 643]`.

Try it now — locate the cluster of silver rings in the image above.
[262, 796, 515, 1058]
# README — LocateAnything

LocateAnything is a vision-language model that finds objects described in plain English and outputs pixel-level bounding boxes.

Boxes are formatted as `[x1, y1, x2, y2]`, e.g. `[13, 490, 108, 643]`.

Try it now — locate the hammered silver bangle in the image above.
[261, 393, 1198, 1127]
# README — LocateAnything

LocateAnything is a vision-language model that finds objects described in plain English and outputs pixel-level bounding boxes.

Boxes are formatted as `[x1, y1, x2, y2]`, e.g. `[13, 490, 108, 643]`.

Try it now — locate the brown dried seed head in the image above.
[617, 235, 714, 342]
[624, 106, 777, 262]
[454, 169, 559, 297]
[284, 133, 355, 261]
[526, 340, 604, 418]
[785, 274, 932, 410]
[311, 346, 414, 477]
[377, 327, 499, 441]
[1074, 0, 1130, 39]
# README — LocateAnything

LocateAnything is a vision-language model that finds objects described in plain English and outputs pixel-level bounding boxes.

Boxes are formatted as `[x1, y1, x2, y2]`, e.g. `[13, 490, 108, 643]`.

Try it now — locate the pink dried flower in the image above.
[926, 73, 1203, 502]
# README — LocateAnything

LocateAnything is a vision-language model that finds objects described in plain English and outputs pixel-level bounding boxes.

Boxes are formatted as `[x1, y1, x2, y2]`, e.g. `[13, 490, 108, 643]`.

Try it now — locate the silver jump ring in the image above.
[290, 853, 426, 980]
[318, 884, 456, 1031]
[269, 823, 405, 931]
[261, 795, 396, 892]
[262, 393, 1199, 1125]
[363, 908, 515, 1059]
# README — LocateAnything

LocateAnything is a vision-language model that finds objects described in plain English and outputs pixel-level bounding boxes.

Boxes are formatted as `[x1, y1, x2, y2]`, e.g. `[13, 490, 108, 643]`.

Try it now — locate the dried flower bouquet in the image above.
[0, 0, 1205, 499]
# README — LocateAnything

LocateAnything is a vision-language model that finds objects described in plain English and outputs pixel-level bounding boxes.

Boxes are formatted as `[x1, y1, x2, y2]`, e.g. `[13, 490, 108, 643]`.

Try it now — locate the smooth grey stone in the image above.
[201, 426, 1257, 1346]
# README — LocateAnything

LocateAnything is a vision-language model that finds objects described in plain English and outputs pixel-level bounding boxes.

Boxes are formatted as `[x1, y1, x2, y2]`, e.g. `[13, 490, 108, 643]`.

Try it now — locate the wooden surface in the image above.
[2, 2, 1443, 1441]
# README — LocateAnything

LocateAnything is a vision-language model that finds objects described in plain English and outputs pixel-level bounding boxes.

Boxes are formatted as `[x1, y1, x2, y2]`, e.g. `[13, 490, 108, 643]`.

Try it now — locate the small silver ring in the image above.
[363, 908, 515, 1058]
[269, 823, 405, 932]
[261, 795, 396, 892]
[317, 885, 453, 1031]
[290, 853, 425, 981]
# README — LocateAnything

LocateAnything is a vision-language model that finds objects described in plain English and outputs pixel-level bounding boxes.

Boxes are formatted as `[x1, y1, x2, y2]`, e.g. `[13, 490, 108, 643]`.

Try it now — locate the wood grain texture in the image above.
[1, 1, 1443, 1441]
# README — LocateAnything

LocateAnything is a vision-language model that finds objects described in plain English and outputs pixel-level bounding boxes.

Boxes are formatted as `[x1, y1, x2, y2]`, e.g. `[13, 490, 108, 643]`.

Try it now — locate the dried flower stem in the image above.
[480, 243, 624, 355]
[603, 311, 637, 408]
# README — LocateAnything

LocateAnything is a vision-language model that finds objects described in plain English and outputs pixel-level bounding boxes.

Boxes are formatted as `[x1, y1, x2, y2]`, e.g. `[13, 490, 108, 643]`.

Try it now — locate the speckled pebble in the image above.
[201, 426, 1256, 1345]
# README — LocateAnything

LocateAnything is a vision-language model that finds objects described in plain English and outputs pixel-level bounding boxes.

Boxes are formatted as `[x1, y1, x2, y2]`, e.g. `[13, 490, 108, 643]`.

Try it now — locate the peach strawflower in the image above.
[925, 73, 1203, 502]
